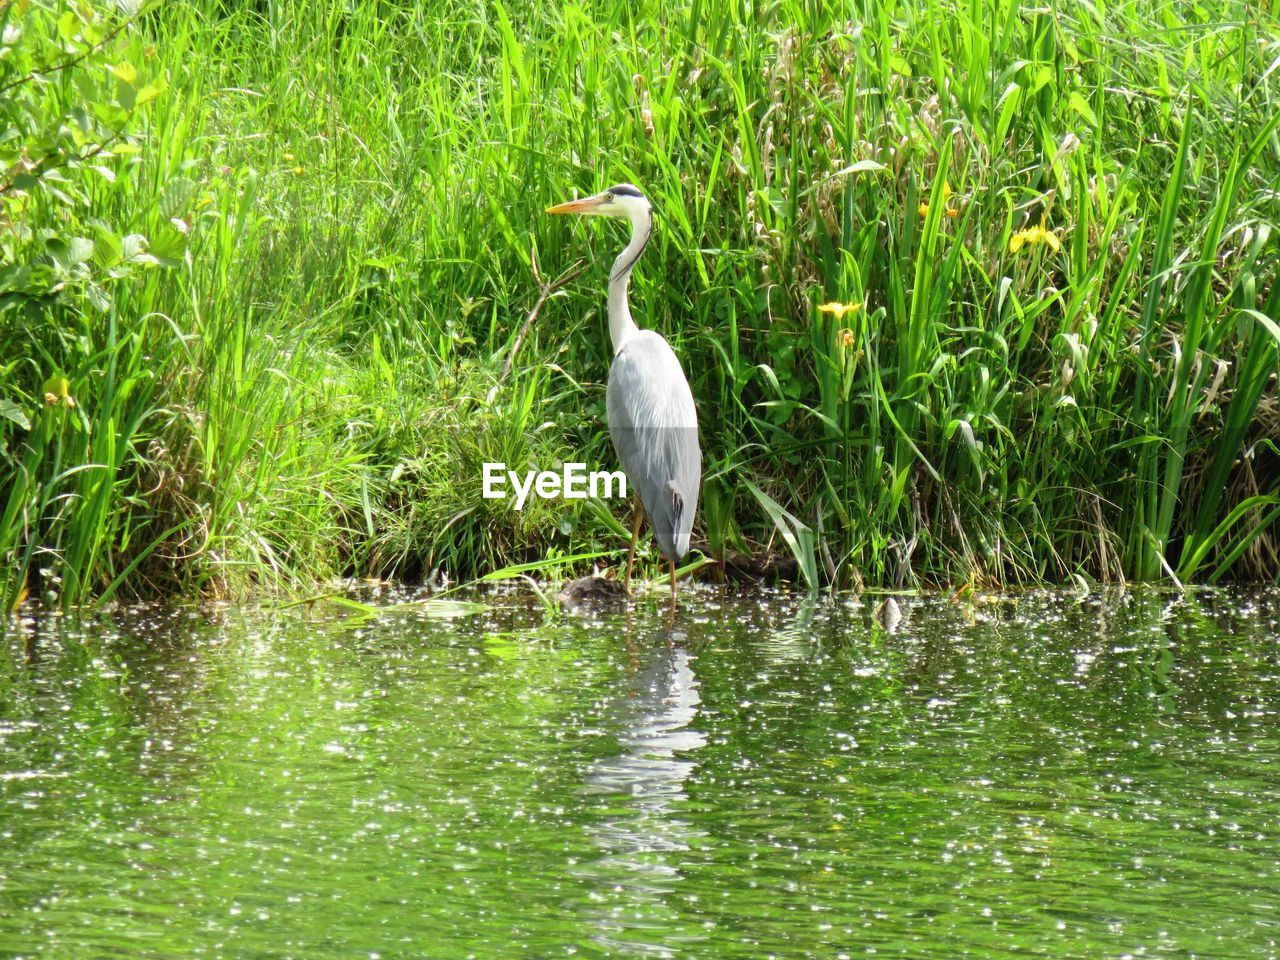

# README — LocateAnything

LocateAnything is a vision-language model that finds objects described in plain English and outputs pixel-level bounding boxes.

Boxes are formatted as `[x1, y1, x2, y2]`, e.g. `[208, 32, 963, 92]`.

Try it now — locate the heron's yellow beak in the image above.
[545, 194, 606, 215]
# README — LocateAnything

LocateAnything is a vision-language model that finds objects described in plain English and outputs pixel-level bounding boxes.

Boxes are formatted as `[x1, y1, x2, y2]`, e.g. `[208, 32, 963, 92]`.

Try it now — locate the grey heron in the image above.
[546, 184, 701, 603]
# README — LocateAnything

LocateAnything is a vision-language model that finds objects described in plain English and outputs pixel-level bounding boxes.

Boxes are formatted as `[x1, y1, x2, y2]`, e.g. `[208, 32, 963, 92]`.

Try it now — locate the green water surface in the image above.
[2, 589, 1278, 958]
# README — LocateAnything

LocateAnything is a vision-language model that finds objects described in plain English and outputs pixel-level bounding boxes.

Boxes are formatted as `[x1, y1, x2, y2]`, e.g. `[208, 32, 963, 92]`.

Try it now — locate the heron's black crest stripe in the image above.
[610, 208, 653, 282]
[610, 184, 645, 198]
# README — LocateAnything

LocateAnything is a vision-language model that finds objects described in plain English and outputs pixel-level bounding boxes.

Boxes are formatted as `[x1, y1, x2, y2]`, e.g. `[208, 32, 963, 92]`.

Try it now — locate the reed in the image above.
[2, 0, 1277, 606]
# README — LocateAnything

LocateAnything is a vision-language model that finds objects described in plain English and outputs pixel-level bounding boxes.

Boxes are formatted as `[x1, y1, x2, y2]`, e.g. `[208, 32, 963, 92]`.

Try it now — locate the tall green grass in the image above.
[2, 0, 1278, 606]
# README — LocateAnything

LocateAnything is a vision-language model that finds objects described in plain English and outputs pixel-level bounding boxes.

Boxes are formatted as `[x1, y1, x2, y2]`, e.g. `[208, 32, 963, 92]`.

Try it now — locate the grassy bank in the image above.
[2, 0, 1279, 606]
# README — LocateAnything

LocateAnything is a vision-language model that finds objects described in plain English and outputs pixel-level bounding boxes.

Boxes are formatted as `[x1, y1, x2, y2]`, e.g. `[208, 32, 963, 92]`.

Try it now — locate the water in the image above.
[2, 588, 1278, 958]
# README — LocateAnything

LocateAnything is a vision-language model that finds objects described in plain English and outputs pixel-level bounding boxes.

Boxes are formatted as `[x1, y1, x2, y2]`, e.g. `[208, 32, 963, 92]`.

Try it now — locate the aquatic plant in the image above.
[1, 0, 1277, 606]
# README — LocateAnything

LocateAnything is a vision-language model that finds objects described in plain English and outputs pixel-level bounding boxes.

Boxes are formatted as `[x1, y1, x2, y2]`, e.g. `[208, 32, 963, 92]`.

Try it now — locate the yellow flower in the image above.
[1009, 223, 1062, 254]
[292, 166, 304, 175]
[919, 182, 956, 219]
[818, 301, 862, 320]
[283, 152, 295, 161]
[837, 328, 856, 349]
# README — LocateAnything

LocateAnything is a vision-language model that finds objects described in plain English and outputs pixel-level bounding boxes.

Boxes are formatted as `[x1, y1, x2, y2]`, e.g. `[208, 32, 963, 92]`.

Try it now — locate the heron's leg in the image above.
[669, 557, 678, 606]
[625, 496, 644, 591]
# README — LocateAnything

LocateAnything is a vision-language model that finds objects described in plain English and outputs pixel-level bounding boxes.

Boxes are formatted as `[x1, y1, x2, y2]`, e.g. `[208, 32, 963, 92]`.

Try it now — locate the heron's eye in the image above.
[604, 193, 614, 202]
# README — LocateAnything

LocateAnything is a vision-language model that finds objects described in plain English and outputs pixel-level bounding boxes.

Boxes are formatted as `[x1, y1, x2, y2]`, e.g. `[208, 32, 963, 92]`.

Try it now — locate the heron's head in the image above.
[546, 183, 650, 221]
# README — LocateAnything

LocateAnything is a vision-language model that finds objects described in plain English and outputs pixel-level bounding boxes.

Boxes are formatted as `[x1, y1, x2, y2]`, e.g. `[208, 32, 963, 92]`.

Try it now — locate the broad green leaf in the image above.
[0, 400, 30, 431]
[1068, 92, 1098, 127]
[121, 233, 149, 260]
[159, 177, 196, 218]
[149, 224, 188, 265]
[109, 62, 137, 84]
[135, 82, 165, 107]
[67, 237, 94, 264]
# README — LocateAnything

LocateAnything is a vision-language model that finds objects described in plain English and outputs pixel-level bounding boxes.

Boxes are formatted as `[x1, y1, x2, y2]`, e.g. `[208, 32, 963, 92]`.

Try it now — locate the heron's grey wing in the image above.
[606, 331, 701, 559]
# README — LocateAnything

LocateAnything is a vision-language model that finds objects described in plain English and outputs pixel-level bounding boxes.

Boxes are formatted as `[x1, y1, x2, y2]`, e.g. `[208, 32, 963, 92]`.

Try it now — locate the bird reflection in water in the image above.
[576, 627, 707, 956]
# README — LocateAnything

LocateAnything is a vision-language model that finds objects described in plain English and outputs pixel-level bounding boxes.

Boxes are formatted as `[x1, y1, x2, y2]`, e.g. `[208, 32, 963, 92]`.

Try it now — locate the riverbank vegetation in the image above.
[2, 0, 1278, 606]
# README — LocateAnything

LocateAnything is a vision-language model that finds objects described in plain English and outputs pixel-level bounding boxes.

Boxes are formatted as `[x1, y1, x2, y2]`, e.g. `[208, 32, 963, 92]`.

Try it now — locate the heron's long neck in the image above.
[607, 208, 652, 354]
